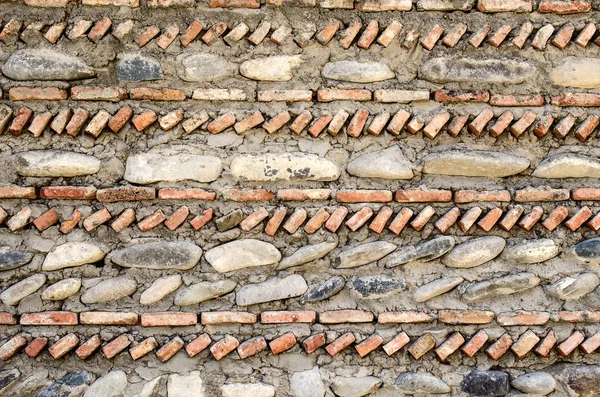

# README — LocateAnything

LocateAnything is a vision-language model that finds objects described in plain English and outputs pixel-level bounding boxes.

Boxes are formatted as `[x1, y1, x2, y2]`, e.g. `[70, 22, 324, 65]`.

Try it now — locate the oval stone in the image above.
[335, 241, 397, 269]
[124, 153, 223, 184]
[322, 61, 395, 83]
[463, 272, 540, 302]
[110, 241, 202, 271]
[174, 280, 237, 306]
[511, 372, 556, 395]
[42, 242, 105, 271]
[461, 370, 510, 397]
[239, 55, 302, 81]
[236, 275, 308, 306]
[532, 153, 600, 178]
[422, 150, 530, 177]
[300, 276, 345, 304]
[550, 57, 600, 88]
[442, 236, 506, 268]
[2, 49, 96, 81]
[352, 276, 405, 299]
[0, 248, 34, 272]
[139, 274, 182, 305]
[231, 153, 340, 182]
[41, 278, 82, 301]
[553, 273, 600, 300]
[205, 239, 281, 273]
[420, 57, 535, 84]
[574, 238, 600, 263]
[117, 54, 162, 81]
[13, 150, 101, 177]
[347, 146, 414, 180]
[330, 376, 382, 397]
[502, 239, 559, 264]
[177, 53, 237, 82]
[277, 241, 338, 270]
[414, 276, 464, 303]
[395, 373, 451, 394]
[80, 277, 137, 304]
[0, 274, 46, 306]
[384, 236, 455, 268]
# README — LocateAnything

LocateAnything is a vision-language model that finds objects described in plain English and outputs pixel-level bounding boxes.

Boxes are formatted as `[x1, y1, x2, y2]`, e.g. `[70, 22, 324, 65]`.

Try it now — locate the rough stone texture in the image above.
[0, 247, 33, 271]
[502, 239, 559, 264]
[38, 371, 95, 397]
[551, 57, 600, 88]
[13, 150, 101, 177]
[394, 372, 451, 394]
[420, 58, 535, 84]
[461, 370, 510, 396]
[41, 278, 82, 301]
[335, 241, 397, 268]
[117, 54, 162, 81]
[574, 238, 600, 263]
[236, 275, 308, 306]
[220, 383, 275, 397]
[168, 372, 205, 397]
[290, 367, 325, 397]
[552, 273, 600, 300]
[80, 276, 137, 304]
[83, 370, 127, 397]
[463, 273, 541, 301]
[442, 236, 506, 268]
[414, 276, 463, 302]
[43, 242, 105, 271]
[330, 376, 382, 397]
[384, 236, 454, 267]
[177, 53, 237, 82]
[174, 280, 237, 306]
[511, 372, 556, 395]
[124, 153, 223, 184]
[322, 61, 394, 83]
[533, 153, 600, 178]
[300, 276, 345, 304]
[231, 153, 340, 182]
[205, 239, 281, 273]
[239, 55, 302, 81]
[278, 241, 337, 270]
[422, 151, 530, 177]
[346, 146, 413, 179]
[110, 241, 202, 270]
[1, 274, 46, 305]
[139, 274, 182, 305]
[2, 49, 95, 81]
[352, 275, 405, 299]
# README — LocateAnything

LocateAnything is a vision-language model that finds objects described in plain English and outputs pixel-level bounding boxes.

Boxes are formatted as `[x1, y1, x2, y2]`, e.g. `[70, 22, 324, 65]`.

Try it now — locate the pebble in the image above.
[322, 61, 395, 83]
[110, 241, 202, 270]
[83, 370, 127, 397]
[1, 273, 46, 305]
[290, 367, 325, 397]
[117, 54, 162, 81]
[0, 247, 33, 271]
[240, 55, 302, 81]
[2, 49, 96, 81]
[511, 372, 556, 395]
[167, 372, 205, 397]
[532, 153, 600, 178]
[174, 280, 237, 306]
[352, 275, 405, 299]
[42, 242, 105, 271]
[13, 150, 101, 177]
[346, 146, 413, 180]
[41, 278, 82, 301]
[80, 276, 137, 304]
[236, 275, 308, 306]
[277, 241, 338, 270]
[414, 276, 464, 302]
[177, 53, 237, 82]
[420, 57, 535, 84]
[330, 376, 382, 397]
[422, 150, 530, 177]
[442, 236, 505, 268]
[384, 236, 455, 267]
[220, 383, 275, 397]
[38, 371, 95, 397]
[231, 153, 341, 182]
[124, 153, 223, 184]
[463, 272, 540, 302]
[574, 237, 600, 263]
[394, 372, 451, 394]
[139, 274, 182, 305]
[300, 276, 345, 304]
[205, 239, 281, 273]
[0, 368, 20, 394]
[552, 273, 600, 300]
[461, 370, 510, 396]
[335, 241, 397, 269]
[550, 57, 600, 88]
[502, 239, 559, 264]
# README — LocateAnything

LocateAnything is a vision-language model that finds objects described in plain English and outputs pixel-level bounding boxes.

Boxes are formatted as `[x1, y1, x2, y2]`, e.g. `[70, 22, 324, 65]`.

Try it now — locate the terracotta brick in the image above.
[515, 187, 569, 202]
[485, 333, 513, 360]
[320, 310, 374, 324]
[80, 312, 138, 325]
[468, 108, 494, 136]
[158, 108, 184, 131]
[302, 334, 326, 354]
[158, 188, 214, 201]
[345, 207, 374, 231]
[382, 332, 410, 356]
[408, 334, 435, 359]
[369, 206, 393, 233]
[477, 0, 532, 12]
[88, 17, 112, 42]
[201, 311, 257, 324]
[558, 331, 585, 356]
[406, 118, 424, 134]
[163, 206, 189, 231]
[573, 188, 600, 200]
[435, 207, 460, 233]
[487, 24, 512, 47]
[541, 206, 569, 231]
[422, 112, 450, 139]
[355, 20, 378, 49]
[439, 310, 494, 324]
[258, 90, 312, 103]
[49, 333, 79, 359]
[179, 20, 202, 47]
[356, 0, 410, 10]
[21, 311, 78, 326]
[234, 112, 264, 133]
[489, 111, 514, 137]
[378, 311, 435, 323]
[0, 335, 27, 360]
[156, 336, 184, 362]
[207, 113, 236, 133]
[224, 22, 249, 45]
[458, 207, 482, 232]
[261, 311, 316, 324]
[237, 336, 267, 358]
[111, 209, 136, 233]
[387, 110, 411, 135]
[263, 111, 291, 134]
[277, 189, 331, 201]
[137, 26, 160, 47]
[574, 22, 596, 47]
[10, 87, 67, 101]
[239, 208, 268, 231]
[40, 186, 96, 200]
[553, 24, 575, 49]
[0, 209, 6, 225]
[565, 206, 593, 231]
[539, 0, 591, 14]
[435, 332, 465, 361]
[307, 113, 333, 137]
[498, 205, 524, 231]
[327, 110, 350, 135]
[587, 213, 600, 231]
[270, 333, 296, 354]
[202, 22, 228, 45]
[552, 93, 600, 107]
[455, 190, 511, 203]
[377, 20, 402, 47]
[497, 312, 549, 326]
[325, 333, 355, 356]
[315, 21, 341, 45]
[324, 206, 349, 232]
[0, 19, 22, 45]
[535, 330, 557, 357]
[317, 89, 371, 102]
[25, 337, 48, 358]
[554, 114, 577, 139]
[148, 0, 194, 7]
[304, 209, 330, 234]
[477, 207, 503, 232]
[355, 334, 383, 357]
[137, 209, 166, 231]
[283, 208, 307, 234]
[33, 208, 59, 231]
[111, 19, 135, 41]
[367, 111, 391, 136]
[339, 20, 362, 49]
[81, 208, 110, 231]
[518, 206, 544, 231]
[290, 111, 313, 134]
[511, 330, 540, 358]
[410, 205, 435, 231]
[131, 111, 157, 132]
[98, 187, 155, 202]
[76, 336, 102, 360]
[421, 24, 443, 50]
[185, 334, 212, 357]
[441, 22, 468, 47]
[50, 108, 71, 134]
[580, 332, 600, 354]
[8, 106, 33, 136]
[210, 336, 239, 360]
[141, 312, 197, 327]
[130, 88, 186, 101]
[0, 186, 36, 199]
[337, 190, 392, 203]
[129, 337, 158, 360]
[461, 330, 489, 357]
[512, 21, 534, 48]
[395, 189, 452, 203]
[0, 313, 16, 325]
[574, 114, 600, 142]
[102, 335, 131, 359]
[435, 90, 489, 103]
[533, 113, 554, 138]
[156, 24, 179, 50]
[559, 311, 600, 323]
[65, 108, 89, 136]
[468, 27, 490, 47]
[510, 111, 538, 138]
[388, 207, 414, 235]
[265, 208, 286, 236]
[210, 0, 259, 7]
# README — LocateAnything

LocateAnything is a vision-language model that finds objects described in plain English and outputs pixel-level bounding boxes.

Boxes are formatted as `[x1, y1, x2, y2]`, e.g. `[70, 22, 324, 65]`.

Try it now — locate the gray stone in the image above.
[205, 239, 281, 273]
[300, 276, 345, 304]
[502, 239, 559, 264]
[1, 274, 46, 305]
[419, 57, 535, 84]
[277, 241, 338, 270]
[394, 372, 451, 394]
[139, 274, 182, 305]
[41, 278, 82, 301]
[574, 238, 600, 263]
[177, 53, 237, 82]
[240, 55, 302, 81]
[236, 275, 308, 306]
[290, 367, 325, 397]
[0, 368, 19, 394]
[414, 276, 464, 303]
[347, 146, 413, 180]
[174, 280, 237, 306]
[124, 153, 222, 184]
[335, 241, 397, 269]
[215, 210, 243, 232]
[442, 236, 505, 268]
[322, 61, 395, 83]
[422, 150, 530, 177]
[532, 153, 600, 178]
[231, 153, 340, 182]
[511, 372, 556, 396]
[330, 376, 382, 397]
[117, 54, 162, 81]
[417, 0, 474, 10]
[42, 242, 105, 271]
[552, 273, 600, 300]
[9, 369, 50, 396]
[80, 277, 137, 304]
[0, 247, 33, 271]
[461, 370, 510, 397]
[220, 383, 275, 397]
[83, 370, 127, 397]
[133, 376, 161, 397]
[463, 272, 540, 302]
[550, 57, 600, 88]
[38, 371, 95, 397]
[352, 276, 405, 299]
[110, 241, 202, 270]
[384, 236, 455, 268]
[2, 49, 95, 81]
[13, 150, 101, 177]
[564, 365, 600, 397]
[167, 372, 205, 397]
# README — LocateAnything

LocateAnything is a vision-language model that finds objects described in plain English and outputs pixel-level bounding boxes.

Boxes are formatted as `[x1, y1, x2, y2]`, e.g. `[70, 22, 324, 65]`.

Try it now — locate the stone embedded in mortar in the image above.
[220, 383, 275, 397]
[174, 280, 237, 306]
[422, 150, 530, 177]
[532, 153, 600, 178]
[168, 372, 205, 397]
[552, 273, 600, 300]
[110, 241, 202, 270]
[414, 276, 464, 303]
[11, 370, 50, 396]
[277, 241, 338, 270]
[239, 55, 302, 81]
[117, 54, 162, 81]
[42, 242, 105, 271]
[2, 49, 96, 81]
[384, 236, 455, 268]
[38, 371, 95, 397]
[502, 239, 559, 264]
[322, 61, 395, 83]
[299, 276, 345, 304]
[80, 276, 137, 304]
[330, 376, 382, 397]
[394, 372, 451, 394]
[442, 236, 505, 268]
[352, 275, 405, 299]
[461, 370, 510, 397]
[574, 238, 600, 263]
[205, 239, 281, 273]
[511, 372, 556, 396]
[134, 376, 161, 397]
[230, 153, 340, 182]
[462, 272, 540, 302]
[215, 209, 244, 232]
[0, 273, 46, 306]
[83, 370, 127, 397]
[0, 368, 20, 394]
[290, 367, 325, 397]
[562, 365, 600, 396]
[335, 241, 397, 269]
[236, 275, 308, 306]
[124, 153, 223, 184]
[419, 57, 535, 84]
[139, 274, 182, 305]
[41, 278, 82, 301]
[0, 247, 33, 272]
[346, 146, 414, 180]
[550, 57, 600, 89]
[13, 150, 101, 177]
[177, 53, 237, 82]
[417, 0, 474, 10]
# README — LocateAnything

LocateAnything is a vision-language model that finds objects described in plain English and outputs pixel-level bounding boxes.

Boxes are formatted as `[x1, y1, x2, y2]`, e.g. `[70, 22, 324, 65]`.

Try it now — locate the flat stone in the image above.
[117, 54, 162, 81]
[442, 236, 505, 268]
[42, 242, 105, 271]
[80, 277, 137, 304]
[177, 53, 237, 82]
[0, 247, 34, 271]
[215, 209, 243, 232]
[394, 372, 451, 394]
[463, 272, 540, 302]
[461, 370, 510, 397]
[174, 280, 237, 306]
[205, 239, 281, 273]
[502, 239, 559, 264]
[41, 278, 82, 301]
[38, 371, 95, 397]
[422, 150, 530, 177]
[110, 241, 202, 270]
[240, 55, 302, 81]
[417, 0, 474, 10]
[347, 146, 414, 180]
[0, 368, 20, 394]
[134, 376, 161, 397]
[511, 372, 556, 396]
[352, 275, 405, 299]
[550, 57, 600, 89]
[335, 241, 397, 269]
[83, 370, 127, 397]
[277, 241, 338, 270]
[168, 372, 205, 397]
[2, 49, 96, 81]
[565, 365, 600, 397]
[13, 150, 101, 177]
[552, 273, 600, 300]
[221, 383, 275, 397]
[290, 367, 325, 397]
[139, 274, 182, 305]
[300, 276, 345, 304]
[124, 153, 222, 184]
[414, 276, 464, 302]
[574, 238, 600, 263]
[9, 370, 50, 396]
[1, 273, 46, 305]
[322, 61, 395, 83]
[384, 236, 455, 268]
[420, 57, 535, 84]
[231, 153, 340, 182]
[330, 376, 382, 397]
[533, 153, 600, 178]
[236, 275, 308, 306]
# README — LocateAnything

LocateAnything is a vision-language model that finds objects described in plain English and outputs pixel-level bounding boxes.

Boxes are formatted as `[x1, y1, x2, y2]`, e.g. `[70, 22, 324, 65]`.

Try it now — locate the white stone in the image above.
[240, 55, 302, 81]
[322, 61, 395, 83]
[347, 146, 414, 180]
[395, 372, 451, 394]
[139, 275, 182, 305]
[41, 278, 82, 301]
[550, 57, 600, 88]
[220, 383, 275, 397]
[2, 49, 96, 81]
[205, 239, 281, 273]
[83, 370, 127, 397]
[80, 277, 137, 304]
[1, 274, 46, 306]
[277, 241, 338, 270]
[511, 372, 556, 396]
[125, 153, 222, 184]
[422, 150, 530, 177]
[553, 273, 600, 300]
[335, 241, 397, 269]
[502, 239, 559, 264]
[290, 367, 325, 397]
[231, 153, 340, 182]
[532, 153, 600, 178]
[420, 57, 535, 84]
[330, 376, 382, 397]
[42, 242, 105, 271]
[236, 275, 308, 306]
[414, 277, 464, 303]
[167, 372, 205, 397]
[13, 150, 101, 177]
[442, 236, 506, 268]
[174, 280, 237, 306]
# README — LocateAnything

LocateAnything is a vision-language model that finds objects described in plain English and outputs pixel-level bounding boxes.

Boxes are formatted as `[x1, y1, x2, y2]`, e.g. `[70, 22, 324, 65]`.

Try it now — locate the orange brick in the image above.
[239, 208, 269, 231]
[395, 189, 452, 202]
[290, 111, 313, 134]
[277, 189, 331, 201]
[75, 335, 102, 360]
[574, 114, 600, 142]
[357, 20, 378, 49]
[477, 207, 503, 231]
[111, 209, 136, 233]
[573, 188, 600, 200]
[564, 206, 593, 231]
[553, 114, 576, 138]
[518, 206, 544, 231]
[262, 111, 291, 134]
[9, 87, 67, 101]
[345, 207, 374, 231]
[0, 335, 27, 360]
[587, 213, 600, 231]
[339, 20, 361, 49]
[535, 330, 557, 357]
[387, 110, 411, 135]
[33, 208, 59, 231]
[439, 310, 494, 324]
[269, 333, 296, 354]
[261, 311, 316, 324]
[423, 112, 450, 139]
[458, 207, 482, 232]
[234, 111, 264, 133]
[307, 113, 332, 137]
[324, 206, 349, 232]
[8, 107, 33, 136]
[455, 190, 511, 203]
[302, 334, 326, 354]
[468, 108, 494, 136]
[83, 208, 111, 231]
[557, 331, 585, 356]
[185, 334, 212, 357]
[435, 207, 460, 233]
[138, 209, 166, 231]
[304, 209, 330, 234]
[580, 332, 600, 354]
[367, 111, 391, 136]
[129, 337, 158, 360]
[382, 332, 410, 356]
[258, 90, 312, 102]
[489, 111, 514, 137]
[49, 108, 71, 134]
[102, 335, 131, 359]
[320, 310, 374, 324]
[141, 312, 197, 327]
[265, 208, 286, 236]
[378, 311, 435, 323]
[441, 22, 468, 47]
[515, 188, 569, 202]
[156, 24, 179, 50]
[131, 111, 157, 131]
[180, 20, 202, 47]
[497, 312, 550, 326]
[158, 188, 215, 200]
[325, 333, 355, 356]
[552, 92, 600, 107]
[435, 90, 489, 103]
[202, 22, 227, 45]
[156, 336, 184, 362]
[21, 311, 78, 326]
[461, 330, 489, 357]
[210, 335, 239, 360]
[207, 113, 236, 133]
[485, 333, 513, 360]
[130, 88, 186, 101]
[49, 333, 79, 359]
[355, 334, 383, 357]
[60, 210, 81, 233]
[40, 186, 96, 200]
[237, 336, 267, 359]
[0, 186, 35, 199]
[317, 89, 371, 102]
[369, 206, 393, 233]
[201, 311, 257, 324]
[408, 334, 435, 359]
[511, 330, 540, 358]
[65, 108, 89, 136]
[406, 118, 424, 134]
[491, 94, 544, 107]
[435, 332, 465, 361]
[559, 311, 600, 323]
[510, 111, 538, 137]
[88, 17, 111, 42]
[337, 190, 392, 203]
[487, 24, 512, 47]
[24, 337, 48, 358]
[0, 313, 16, 325]
[283, 208, 307, 234]
[420, 24, 443, 50]
[574, 23, 596, 47]
[137, 26, 160, 47]
[539, 0, 591, 14]
[315, 21, 341, 45]
[163, 206, 189, 230]
[388, 207, 414, 235]
[377, 20, 402, 47]
[533, 114, 554, 138]
[410, 205, 435, 231]
[498, 205, 524, 231]
[542, 206, 569, 231]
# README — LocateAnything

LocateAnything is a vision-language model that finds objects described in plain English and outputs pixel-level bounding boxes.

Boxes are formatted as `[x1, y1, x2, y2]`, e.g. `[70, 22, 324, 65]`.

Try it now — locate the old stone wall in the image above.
[1, 0, 600, 395]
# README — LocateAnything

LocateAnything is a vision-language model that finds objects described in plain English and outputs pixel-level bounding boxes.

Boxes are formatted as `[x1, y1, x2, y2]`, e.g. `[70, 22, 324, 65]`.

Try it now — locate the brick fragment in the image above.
[386, 110, 411, 135]
[80, 312, 138, 325]
[518, 206, 544, 231]
[446, 115, 469, 137]
[512, 21, 534, 48]
[532, 24, 555, 49]
[324, 206, 349, 232]
[406, 118, 424, 134]
[574, 114, 600, 142]
[282, 208, 307, 234]
[435, 207, 460, 233]
[510, 111, 538, 137]
[439, 310, 494, 324]
[224, 23, 249, 46]
[587, 213, 600, 231]
[88, 17, 112, 42]
[237, 336, 267, 358]
[0, 19, 22, 44]
[265, 208, 286, 235]
[304, 209, 330, 234]
[156, 24, 179, 50]
[487, 24, 512, 47]
[248, 21, 271, 45]
[156, 336, 184, 362]
[83, 208, 111, 231]
[138, 26, 161, 47]
[207, 113, 236, 134]
[10, 87, 67, 101]
[410, 205, 435, 231]
[339, 21, 361, 48]
[498, 312, 550, 326]
[564, 206, 593, 231]
[382, 332, 410, 356]
[269, 333, 296, 354]
[408, 334, 435, 359]
[325, 333, 355, 356]
[65, 108, 89, 136]
[201, 311, 257, 324]
[377, 20, 402, 47]
[477, 0, 532, 12]
[345, 207, 374, 231]
[202, 22, 228, 45]
[435, 332, 465, 361]
[423, 112, 450, 139]
[421, 24, 443, 50]
[0, 313, 16, 325]
[141, 312, 197, 327]
[388, 208, 414, 235]
[395, 189, 452, 203]
[210, 336, 239, 360]
[533, 114, 554, 138]
[315, 21, 340, 45]
[7, 206, 32, 231]
[461, 330, 489, 357]
[402, 24, 420, 48]
[185, 334, 212, 357]
[99, 187, 156, 203]
[458, 207, 482, 232]
[71, 86, 126, 102]
[111, 20, 135, 42]
[49, 333, 79, 359]
[68, 20, 93, 40]
[33, 208, 60, 231]
[25, 337, 48, 358]
[102, 335, 131, 359]
[75, 335, 102, 360]
[130, 88, 185, 101]
[290, 111, 313, 134]
[580, 332, 600, 354]
[355, 334, 383, 357]
[455, 190, 511, 203]
[0, 335, 27, 360]
[557, 331, 585, 356]
[8, 107, 33, 136]
[318, 89, 371, 102]
[320, 310, 374, 324]
[535, 331, 557, 357]
[137, 209, 166, 231]
[369, 206, 393, 233]
[302, 334, 326, 354]
[485, 333, 513, 360]
[263, 111, 291, 134]
[165, 206, 190, 230]
[552, 24, 574, 49]
[498, 205, 524, 231]
[130, 337, 158, 360]
[468, 108, 494, 136]
[111, 209, 136, 232]
[307, 113, 332, 137]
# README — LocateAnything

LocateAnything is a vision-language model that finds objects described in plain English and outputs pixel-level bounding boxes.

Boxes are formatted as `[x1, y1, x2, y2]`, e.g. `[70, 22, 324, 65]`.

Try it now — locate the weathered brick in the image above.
[355, 334, 383, 357]
[461, 330, 489, 357]
[158, 188, 215, 200]
[511, 330, 540, 358]
[377, 20, 403, 47]
[489, 111, 514, 137]
[210, 336, 239, 360]
[421, 24, 443, 50]
[406, 118, 424, 134]
[408, 334, 435, 359]
[542, 206, 569, 231]
[261, 311, 316, 324]
[387, 110, 411, 135]
[477, 207, 503, 232]
[137, 209, 166, 231]
[324, 206, 349, 232]
[382, 332, 410, 356]
[111, 209, 136, 233]
[458, 207, 482, 232]
[477, 0, 532, 12]
[269, 333, 296, 354]
[148, 0, 194, 7]
[88, 17, 112, 42]
[375, 90, 429, 103]
[137, 26, 160, 47]
[202, 22, 228, 45]
[423, 112, 450, 139]
[263, 111, 291, 134]
[9, 87, 67, 101]
[210, 0, 260, 7]
[207, 112, 236, 134]
[574, 114, 600, 142]
[41, 186, 96, 200]
[325, 333, 355, 356]
[225, 189, 274, 202]
[156, 24, 179, 50]
[557, 331, 585, 356]
[581, 332, 600, 354]
[71, 86, 126, 102]
[315, 21, 341, 44]
[435, 207, 460, 233]
[455, 190, 511, 203]
[395, 189, 452, 203]
[487, 24, 512, 47]
[498, 312, 550, 326]
[435, 332, 465, 361]
[282, 208, 307, 234]
[180, 20, 202, 47]
[327, 110, 350, 135]
[560, 311, 600, 323]
[539, 0, 591, 14]
[129, 337, 158, 360]
[367, 111, 391, 136]
[0, 313, 16, 325]
[258, 90, 312, 102]
[76, 336, 102, 360]
[0, 186, 36, 199]
[50, 108, 71, 134]
[356, 0, 411, 11]
[25, 337, 48, 358]
[379, 311, 435, 323]
[237, 336, 267, 358]
[83, 208, 111, 231]
[224, 22, 248, 46]
[410, 205, 435, 231]
[201, 311, 257, 324]
[388, 207, 414, 235]
[80, 312, 138, 325]
[369, 206, 394, 233]
[535, 330, 557, 357]
[588, 213, 600, 231]
[111, 20, 135, 41]
[156, 336, 184, 362]
[8, 107, 33, 136]
[141, 312, 197, 327]
[510, 111, 538, 137]
[320, 310, 374, 324]
[0, 335, 27, 360]
[239, 208, 268, 231]
[518, 206, 544, 231]
[499, 205, 524, 231]
[345, 207, 374, 231]
[130, 88, 186, 101]
[468, 108, 494, 136]
[552, 93, 600, 107]
[336, 190, 392, 203]
[574, 22, 596, 47]
[97, 187, 155, 202]
[512, 21, 534, 48]
[277, 189, 331, 201]
[102, 335, 131, 359]
[158, 108, 185, 131]
[307, 113, 333, 137]
[442, 22, 468, 47]
[317, 89, 371, 102]
[339, 21, 362, 49]
[49, 333, 79, 359]
[33, 208, 60, 231]
[185, 334, 212, 357]
[485, 333, 513, 360]
[468, 27, 491, 47]
[304, 209, 330, 234]
[265, 208, 286, 235]
[446, 114, 470, 137]
[65, 108, 89, 136]
[552, 24, 575, 49]
[21, 311, 78, 326]
[435, 90, 489, 103]
[357, 20, 379, 49]
[302, 334, 326, 354]
[290, 111, 313, 134]
[564, 206, 593, 231]
[0, 19, 22, 44]
[439, 310, 494, 324]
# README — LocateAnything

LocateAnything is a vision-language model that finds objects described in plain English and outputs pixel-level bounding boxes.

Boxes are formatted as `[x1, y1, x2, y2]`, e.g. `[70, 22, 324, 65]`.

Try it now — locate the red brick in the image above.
[129, 337, 158, 360]
[80, 311, 138, 325]
[477, 0, 532, 12]
[461, 330, 489, 357]
[580, 332, 600, 354]
[511, 330, 540, 357]
[439, 310, 494, 324]
[307, 113, 333, 137]
[487, 24, 512, 46]
[489, 111, 514, 137]
[337, 190, 392, 203]
[535, 330, 557, 357]
[388, 207, 414, 235]
[141, 312, 197, 327]
[497, 206, 523, 231]
[357, 20, 379, 49]
[137, 209, 166, 231]
[49, 333, 79, 359]
[410, 205, 435, 231]
[511, 21, 534, 48]
[320, 310, 374, 324]
[290, 111, 313, 134]
[325, 333, 355, 356]
[265, 208, 286, 236]
[82, 208, 110, 231]
[237, 336, 267, 358]
[387, 110, 411, 135]
[367, 111, 391, 136]
[497, 312, 549, 326]
[158, 188, 215, 200]
[539, 0, 591, 14]
[102, 335, 131, 359]
[477, 207, 503, 231]
[33, 208, 59, 231]
[369, 206, 394, 233]
[518, 206, 544, 231]
[552, 92, 600, 107]
[137, 26, 160, 47]
[455, 190, 511, 203]
[164, 206, 189, 230]
[282, 208, 307, 234]
[60, 210, 81, 233]
[559, 311, 600, 322]
[324, 206, 349, 232]
[552, 24, 575, 49]
[377, 20, 402, 47]
[378, 311, 436, 323]
[261, 311, 316, 324]
[565, 206, 593, 231]
[9, 87, 67, 101]
[263, 111, 291, 134]
[111, 209, 136, 233]
[406, 118, 424, 134]
[302, 334, 326, 354]
[65, 108, 89, 136]
[355, 334, 383, 357]
[304, 209, 330, 234]
[468, 108, 494, 136]
[202, 22, 228, 45]
[574, 22, 596, 47]
[435, 332, 465, 361]
[185, 334, 212, 357]
[234, 111, 264, 133]
[0, 335, 27, 360]
[180, 20, 202, 47]
[239, 208, 268, 232]
[434, 90, 489, 103]
[0, 313, 16, 325]
[131, 111, 157, 132]
[156, 24, 179, 50]
[510, 111, 538, 137]
[207, 113, 236, 134]
[587, 213, 600, 231]
[210, 0, 260, 7]
[345, 207, 374, 231]
[485, 333, 513, 360]
[317, 89, 371, 102]
[156, 336, 184, 362]
[435, 207, 460, 233]
[201, 311, 257, 324]
[395, 189, 452, 203]
[71, 86, 126, 102]
[558, 331, 585, 356]
[420, 24, 443, 50]
[315, 21, 341, 45]
[408, 334, 435, 359]
[0, 186, 36, 199]
[533, 114, 554, 138]
[8, 107, 33, 136]
[40, 186, 96, 200]
[423, 112, 450, 139]
[24, 337, 48, 358]
[574, 114, 600, 142]
[542, 206, 569, 231]
[458, 207, 482, 232]
[269, 333, 296, 354]
[88, 17, 111, 42]
[97, 187, 155, 202]
[74, 336, 100, 361]
[210, 335, 239, 360]
[442, 22, 468, 47]
[21, 311, 78, 326]
[382, 332, 410, 356]
[573, 188, 600, 200]
[277, 189, 331, 201]
[130, 88, 186, 101]
[553, 114, 576, 139]
[258, 90, 312, 102]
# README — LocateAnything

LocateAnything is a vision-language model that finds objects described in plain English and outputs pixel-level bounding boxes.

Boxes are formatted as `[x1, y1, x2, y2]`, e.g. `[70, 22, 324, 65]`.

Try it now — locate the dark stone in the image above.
[0, 368, 19, 394]
[384, 236, 455, 268]
[110, 241, 202, 270]
[215, 209, 244, 232]
[352, 275, 405, 299]
[38, 371, 95, 397]
[117, 54, 162, 81]
[461, 370, 509, 396]
[300, 276, 345, 304]
[567, 365, 600, 396]
[0, 248, 33, 271]
[574, 238, 600, 264]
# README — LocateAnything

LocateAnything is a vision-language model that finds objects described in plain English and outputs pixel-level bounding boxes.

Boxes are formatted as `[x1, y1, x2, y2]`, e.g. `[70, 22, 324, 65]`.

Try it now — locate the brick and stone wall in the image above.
[1, 0, 600, 395]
